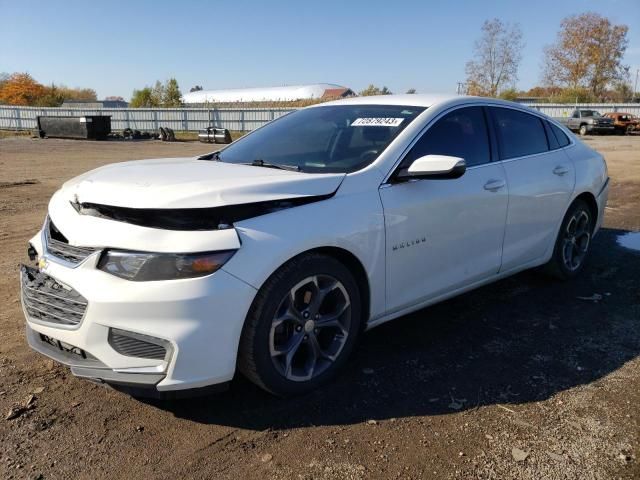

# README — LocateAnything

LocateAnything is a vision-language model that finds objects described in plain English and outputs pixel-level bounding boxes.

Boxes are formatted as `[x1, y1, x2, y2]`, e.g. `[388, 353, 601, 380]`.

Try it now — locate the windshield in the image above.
[581, 110, 602, 117]
[218, 105, 426, 173]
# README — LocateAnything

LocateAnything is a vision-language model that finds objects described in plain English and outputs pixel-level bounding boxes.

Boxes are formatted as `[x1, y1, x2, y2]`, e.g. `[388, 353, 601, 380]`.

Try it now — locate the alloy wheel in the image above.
[269, 275, 351, 382]
[561, 210, 591, 271]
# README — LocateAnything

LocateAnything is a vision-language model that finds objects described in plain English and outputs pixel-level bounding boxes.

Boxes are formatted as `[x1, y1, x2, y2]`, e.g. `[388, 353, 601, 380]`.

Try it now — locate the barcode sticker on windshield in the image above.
[351, 118, 404, 127]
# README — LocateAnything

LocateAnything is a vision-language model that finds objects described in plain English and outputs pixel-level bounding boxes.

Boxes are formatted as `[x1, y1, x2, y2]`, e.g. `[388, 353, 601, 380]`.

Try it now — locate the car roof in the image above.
[311, 93, 460, 108]
[308, 93, 533, 111]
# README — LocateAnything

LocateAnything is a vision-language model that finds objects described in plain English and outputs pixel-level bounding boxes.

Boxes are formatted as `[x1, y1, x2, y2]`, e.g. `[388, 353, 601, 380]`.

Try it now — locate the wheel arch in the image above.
[573, 191, 598, 231]
[236, 245, 373, 393]
[311, 246, 371, 329]
[250, 246, 372, 330]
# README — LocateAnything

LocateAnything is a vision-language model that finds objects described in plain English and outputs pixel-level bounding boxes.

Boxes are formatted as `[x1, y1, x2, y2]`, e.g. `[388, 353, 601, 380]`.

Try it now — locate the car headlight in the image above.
[97, 249, 236, 281]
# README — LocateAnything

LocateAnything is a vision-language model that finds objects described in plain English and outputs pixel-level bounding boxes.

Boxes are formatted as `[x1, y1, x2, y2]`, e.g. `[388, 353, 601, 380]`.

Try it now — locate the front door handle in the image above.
[484, 179, 506, 192]
[553, 166, 570, 176]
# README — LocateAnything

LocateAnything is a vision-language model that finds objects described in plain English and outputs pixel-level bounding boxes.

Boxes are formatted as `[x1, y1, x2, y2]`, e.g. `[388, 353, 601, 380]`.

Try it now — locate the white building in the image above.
[182, 83, 354, 104]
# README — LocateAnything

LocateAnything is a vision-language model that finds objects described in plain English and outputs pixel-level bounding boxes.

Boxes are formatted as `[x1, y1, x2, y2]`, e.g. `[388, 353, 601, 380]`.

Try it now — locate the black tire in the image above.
[238, 253, 362, 397]
[544, 199, 594, 280]
[579, 124, 588, 136]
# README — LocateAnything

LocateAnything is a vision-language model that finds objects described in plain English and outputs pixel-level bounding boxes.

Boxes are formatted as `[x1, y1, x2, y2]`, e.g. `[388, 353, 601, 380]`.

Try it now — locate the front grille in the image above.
[108, 329, 167, 360]
[21, 265, 88, 327]
[45, 217, 99, 264]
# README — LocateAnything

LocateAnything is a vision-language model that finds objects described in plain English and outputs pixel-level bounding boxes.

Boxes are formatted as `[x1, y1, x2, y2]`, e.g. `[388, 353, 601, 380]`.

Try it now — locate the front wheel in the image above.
[238, 253, 362, 396]
[544, 200, 594, 280]
[579, 124, 589, 136]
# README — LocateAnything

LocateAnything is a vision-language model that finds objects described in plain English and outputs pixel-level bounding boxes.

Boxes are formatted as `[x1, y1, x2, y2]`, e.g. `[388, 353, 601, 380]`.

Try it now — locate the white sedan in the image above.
[21, 94, 609, 397]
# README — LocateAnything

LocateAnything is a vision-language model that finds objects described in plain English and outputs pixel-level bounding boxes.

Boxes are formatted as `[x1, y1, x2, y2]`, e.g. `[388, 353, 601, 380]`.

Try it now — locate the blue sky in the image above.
[1, 0, 639, 99]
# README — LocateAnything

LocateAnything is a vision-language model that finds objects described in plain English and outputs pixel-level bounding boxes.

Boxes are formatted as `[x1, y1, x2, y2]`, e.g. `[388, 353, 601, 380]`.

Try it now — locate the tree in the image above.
[0, 72, 97, 106]
[554, 87, 595, 104]
[190, 85, 203, 92]
[131, 79, 183, 107]
[0, 73, 46, 105]
[525, 85, 563, 98]
[608, 78, 633, 102]
[131, 81, 164, 107]
[543, 13, 629, 100]
[150, 81, 164, 107]
[58, 86, 97, 101]
[465, 19, 524, 97]
[130, 87, 155, 107]
[163, 78, 182, 107]
[498, 88, 519, 101]
[359, 84, 392, 96]
[34, 84, 65, 107]
[405, 88, 417, 94]
[0, 72, 8, 91]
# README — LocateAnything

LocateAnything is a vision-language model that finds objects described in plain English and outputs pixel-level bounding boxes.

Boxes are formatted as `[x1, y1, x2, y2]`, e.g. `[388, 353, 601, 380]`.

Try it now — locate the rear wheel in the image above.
[238, 253, 362, 396]
[544, 200, 594, 279]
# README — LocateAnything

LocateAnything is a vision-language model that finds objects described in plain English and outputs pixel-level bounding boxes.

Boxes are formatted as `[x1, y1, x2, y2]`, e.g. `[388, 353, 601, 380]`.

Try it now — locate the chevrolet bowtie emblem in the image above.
[38, 257, 48, 270]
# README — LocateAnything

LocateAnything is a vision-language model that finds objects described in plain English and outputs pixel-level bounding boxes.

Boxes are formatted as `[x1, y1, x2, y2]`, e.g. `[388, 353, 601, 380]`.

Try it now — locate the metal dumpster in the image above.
[37, 116, 111, 140]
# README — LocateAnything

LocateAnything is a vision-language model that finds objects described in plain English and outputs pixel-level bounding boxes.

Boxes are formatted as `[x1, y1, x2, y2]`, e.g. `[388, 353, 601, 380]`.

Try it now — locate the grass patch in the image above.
[0, 129, 33, 139]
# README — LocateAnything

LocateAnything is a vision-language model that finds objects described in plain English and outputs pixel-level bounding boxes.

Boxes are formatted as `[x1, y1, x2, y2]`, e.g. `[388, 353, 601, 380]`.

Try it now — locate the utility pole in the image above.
[633, 69, 639, 103]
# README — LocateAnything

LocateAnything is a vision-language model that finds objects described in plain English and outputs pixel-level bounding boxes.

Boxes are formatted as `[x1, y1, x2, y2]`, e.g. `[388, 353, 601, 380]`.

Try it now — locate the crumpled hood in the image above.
[61, 157, 345, 209]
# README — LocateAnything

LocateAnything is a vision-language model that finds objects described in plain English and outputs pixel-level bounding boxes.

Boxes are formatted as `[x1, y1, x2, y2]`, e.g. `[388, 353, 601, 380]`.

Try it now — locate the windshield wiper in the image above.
[248, 159, 300, 172]
[197, 151, 221, 161]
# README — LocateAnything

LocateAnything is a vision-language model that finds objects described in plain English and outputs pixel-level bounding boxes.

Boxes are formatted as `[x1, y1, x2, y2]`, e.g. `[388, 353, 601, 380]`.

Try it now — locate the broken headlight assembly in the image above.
[97, 250, 236, 281]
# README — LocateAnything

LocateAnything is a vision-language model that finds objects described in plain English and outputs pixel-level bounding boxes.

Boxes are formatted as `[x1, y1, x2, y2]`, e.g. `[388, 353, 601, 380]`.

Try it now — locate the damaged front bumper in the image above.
[25, 323, 166, 388]
[21, 210, 258, 396]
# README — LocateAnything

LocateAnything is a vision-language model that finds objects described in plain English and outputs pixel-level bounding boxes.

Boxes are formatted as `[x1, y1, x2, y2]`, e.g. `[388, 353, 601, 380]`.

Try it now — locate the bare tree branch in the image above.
[465, 19, 524, 97]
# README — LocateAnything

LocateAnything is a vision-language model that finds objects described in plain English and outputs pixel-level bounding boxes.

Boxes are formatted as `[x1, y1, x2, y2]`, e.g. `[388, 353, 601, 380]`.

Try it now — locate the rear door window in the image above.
[549, 122, 571, 148]
[491, 107, 549, 160]
[544, 121, 560, 150]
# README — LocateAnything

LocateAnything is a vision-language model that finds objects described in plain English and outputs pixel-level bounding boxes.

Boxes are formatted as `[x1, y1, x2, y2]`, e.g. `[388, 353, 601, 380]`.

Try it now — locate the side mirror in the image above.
[399, 154, 466, 180]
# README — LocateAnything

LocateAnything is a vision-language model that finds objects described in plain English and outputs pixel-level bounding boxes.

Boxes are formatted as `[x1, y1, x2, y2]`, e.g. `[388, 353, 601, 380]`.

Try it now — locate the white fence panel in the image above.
[1, 103, 638, 132]
[0, 106, 297, 132]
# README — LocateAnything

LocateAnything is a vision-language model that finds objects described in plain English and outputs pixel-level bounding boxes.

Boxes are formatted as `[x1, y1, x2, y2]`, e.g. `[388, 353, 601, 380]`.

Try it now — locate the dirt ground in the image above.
[0, 135, 638, 480]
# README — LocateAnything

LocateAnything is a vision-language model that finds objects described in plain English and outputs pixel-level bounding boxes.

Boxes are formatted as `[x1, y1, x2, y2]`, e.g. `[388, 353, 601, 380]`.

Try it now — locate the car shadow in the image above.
[147, 227, 640, 429]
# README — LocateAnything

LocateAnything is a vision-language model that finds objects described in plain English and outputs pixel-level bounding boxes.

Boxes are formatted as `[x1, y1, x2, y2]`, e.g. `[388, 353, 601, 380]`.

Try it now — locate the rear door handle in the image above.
[553, 166, 570, 176]
[484, 179, 506, 192]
